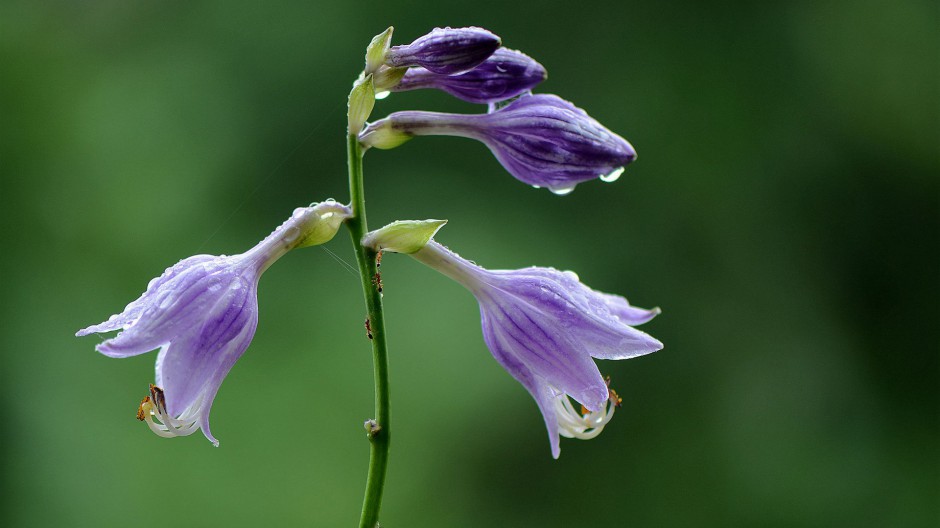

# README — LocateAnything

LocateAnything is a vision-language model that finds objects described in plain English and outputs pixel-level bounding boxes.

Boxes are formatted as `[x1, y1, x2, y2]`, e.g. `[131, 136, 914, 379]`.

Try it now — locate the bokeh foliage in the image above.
[1, 1, 937, 526]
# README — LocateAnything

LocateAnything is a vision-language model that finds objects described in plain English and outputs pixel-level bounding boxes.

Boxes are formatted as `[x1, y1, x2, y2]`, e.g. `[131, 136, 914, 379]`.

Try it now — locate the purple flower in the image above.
[410, 240, 662, 458]
[391, 48, 547, 104]
[359, 94, 636, 194]
[385, 27, 501, 75]
[76, 202, 351, 445]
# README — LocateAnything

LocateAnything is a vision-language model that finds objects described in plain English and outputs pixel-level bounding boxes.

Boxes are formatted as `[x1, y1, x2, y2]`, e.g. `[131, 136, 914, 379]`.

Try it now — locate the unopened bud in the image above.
[359, 94, 636, 194]
[392, 48, 547, 104]
[385, 27, 501, 75]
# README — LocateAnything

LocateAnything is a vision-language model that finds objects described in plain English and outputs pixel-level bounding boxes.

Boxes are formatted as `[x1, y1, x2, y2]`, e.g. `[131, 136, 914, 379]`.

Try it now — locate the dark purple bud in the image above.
[385, 27, 501, 75]
[359, 94, 636, 194]
[391, 48, 547, 104]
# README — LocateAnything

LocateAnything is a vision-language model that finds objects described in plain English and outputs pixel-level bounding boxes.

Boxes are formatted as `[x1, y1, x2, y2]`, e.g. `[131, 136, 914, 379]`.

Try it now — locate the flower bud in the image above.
[359, 94, 636, 194]
[362, 219, 447, 254]
[385, 27, 501, 75]
[391, 48, 547, 104]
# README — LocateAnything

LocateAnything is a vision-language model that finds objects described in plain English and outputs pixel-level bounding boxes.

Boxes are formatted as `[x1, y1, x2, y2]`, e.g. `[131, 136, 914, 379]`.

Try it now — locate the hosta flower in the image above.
[76, 201, 351, 445]
[359, 94, 636, 195]
[390, 48, 547, 104]
[409, 239, 662, 458]
[384, 26, 501, 75]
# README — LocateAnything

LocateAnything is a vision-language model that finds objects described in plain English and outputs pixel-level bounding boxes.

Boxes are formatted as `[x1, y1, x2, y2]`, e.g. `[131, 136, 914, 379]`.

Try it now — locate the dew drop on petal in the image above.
[374, 91, 390, 100]
[600, 167, 624, 183]
[550, 186, 575, 196]
[282, 226, 301, 244]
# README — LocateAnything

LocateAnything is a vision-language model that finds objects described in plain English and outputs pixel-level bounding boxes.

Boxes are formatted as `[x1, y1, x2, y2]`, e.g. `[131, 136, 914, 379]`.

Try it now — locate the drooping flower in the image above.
[76, 201, 352, 446]
[407, 239, 662, 458]
[384, 27, 501, 75]
[358, 94, 637, 195]
[390, 48, 547, 104]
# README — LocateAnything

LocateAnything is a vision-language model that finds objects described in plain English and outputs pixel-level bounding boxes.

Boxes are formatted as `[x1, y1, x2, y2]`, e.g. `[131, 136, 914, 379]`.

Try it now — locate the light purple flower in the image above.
[384, 27, 501, 75]
[410, 240, 662, 458]
[359, 94, 636, 195]
[391, 48, 547, 104]
[76, 202, 351, 445]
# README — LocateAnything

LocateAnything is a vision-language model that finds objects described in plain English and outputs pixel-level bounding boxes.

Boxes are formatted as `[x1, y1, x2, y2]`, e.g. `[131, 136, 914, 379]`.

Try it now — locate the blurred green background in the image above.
[1, 1, 937, 526]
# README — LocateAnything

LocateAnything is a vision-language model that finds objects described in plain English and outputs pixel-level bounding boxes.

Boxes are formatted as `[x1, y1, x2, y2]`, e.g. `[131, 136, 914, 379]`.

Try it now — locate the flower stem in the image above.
[346, 132, 391, 528]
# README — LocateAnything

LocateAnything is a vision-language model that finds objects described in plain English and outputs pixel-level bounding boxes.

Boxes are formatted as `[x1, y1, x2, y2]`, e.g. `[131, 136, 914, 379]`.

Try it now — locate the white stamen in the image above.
[553, 390, 615, 440]
[138, 386, 204, 439]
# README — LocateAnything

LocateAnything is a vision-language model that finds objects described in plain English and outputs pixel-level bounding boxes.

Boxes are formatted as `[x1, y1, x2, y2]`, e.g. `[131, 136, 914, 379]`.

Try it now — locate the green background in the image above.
[1, 1, 937, 526]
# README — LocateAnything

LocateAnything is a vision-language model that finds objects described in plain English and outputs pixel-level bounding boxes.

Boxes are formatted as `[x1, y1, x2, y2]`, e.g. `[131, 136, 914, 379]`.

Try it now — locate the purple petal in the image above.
[155, 277, 257, 417]
[482, 314, 562, 458]
[596, 291, 661, 325]
[489, 267, 662, 359]
[480, 297, 609, 411]
[76, 255, 217, 339]
[95, 259, 238, 358]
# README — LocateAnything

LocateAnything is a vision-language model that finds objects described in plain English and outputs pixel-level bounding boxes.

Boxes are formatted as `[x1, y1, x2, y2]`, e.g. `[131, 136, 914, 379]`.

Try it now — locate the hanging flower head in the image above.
[359, 94, 636, 195]
[365, 225, 662, 458]
[76, 201, 351, 446]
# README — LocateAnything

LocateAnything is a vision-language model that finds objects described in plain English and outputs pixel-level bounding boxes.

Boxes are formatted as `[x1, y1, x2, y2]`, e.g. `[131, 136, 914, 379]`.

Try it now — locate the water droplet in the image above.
[600, 167, 624, 183]
[550, 186, 575, 196]
[374, 91, 390, 100]
[531, 184, 541, 189]
[282, 226, 300, 244]
[482, 79, 508, 97]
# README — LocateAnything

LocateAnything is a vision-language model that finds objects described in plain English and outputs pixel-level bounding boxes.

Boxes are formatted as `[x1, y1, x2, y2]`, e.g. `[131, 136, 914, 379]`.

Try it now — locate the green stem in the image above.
[346, 133, 391, 528]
